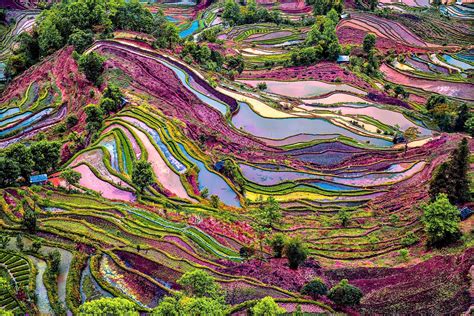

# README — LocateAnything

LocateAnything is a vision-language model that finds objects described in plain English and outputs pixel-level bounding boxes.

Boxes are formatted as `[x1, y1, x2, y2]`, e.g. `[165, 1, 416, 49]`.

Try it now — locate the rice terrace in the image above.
[0, 0, 472, 314]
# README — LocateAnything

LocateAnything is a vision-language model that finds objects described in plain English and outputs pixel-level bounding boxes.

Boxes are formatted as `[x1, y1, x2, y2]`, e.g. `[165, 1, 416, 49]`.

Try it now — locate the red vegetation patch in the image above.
[239, 62, 374, 92]
[336, 26, 429, 54]
[0, 47, 98, 131]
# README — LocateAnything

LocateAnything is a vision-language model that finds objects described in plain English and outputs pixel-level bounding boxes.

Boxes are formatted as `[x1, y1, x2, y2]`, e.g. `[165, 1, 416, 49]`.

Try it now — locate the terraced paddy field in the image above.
[0, 0, 472, 314]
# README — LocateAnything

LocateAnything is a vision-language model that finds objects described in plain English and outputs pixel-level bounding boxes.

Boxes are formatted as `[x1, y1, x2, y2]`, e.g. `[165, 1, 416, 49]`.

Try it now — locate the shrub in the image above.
[251, 296, 285, 316]
[269, 233, 286, 258]
[284, 237, 308, 270]
[327, 279, 363, 306]
[301, 278, 328, 299]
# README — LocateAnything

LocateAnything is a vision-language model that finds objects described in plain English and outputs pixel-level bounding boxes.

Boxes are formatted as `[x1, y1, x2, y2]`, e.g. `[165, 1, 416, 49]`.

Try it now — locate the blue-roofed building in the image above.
[29, 174, 48, 185]
[214, 161, 225, 172]
[460, 207, 473, 221]
[337, 55, 350, 64]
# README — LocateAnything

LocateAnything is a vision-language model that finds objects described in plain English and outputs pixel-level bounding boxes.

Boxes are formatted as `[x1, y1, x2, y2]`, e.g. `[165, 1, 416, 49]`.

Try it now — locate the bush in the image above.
[301, 278, 328, 299]
[284, 237, 308, 270]
[269, 234, 286, 258]
[251, 297, 285, 316]
[327, 279, 363, 306]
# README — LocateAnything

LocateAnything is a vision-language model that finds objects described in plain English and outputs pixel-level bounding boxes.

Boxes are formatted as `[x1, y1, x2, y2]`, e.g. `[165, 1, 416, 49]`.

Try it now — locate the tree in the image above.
[0, 308, 13, 316]
[449, 138, 470, 203]
[210, 195, 220, 208]
[38, 18, 64, 56]
[269, 233, 286, 258]
[5, 143, 33, 181]
[30, 141, 61, 173]
[99, 97, 117, 115]
[132, 160, 154, 193]
[284, 237, 308, 270]
[258, 196, 282, 227]
[23, 208, 38, 233]
[0, 157, 20, 187]
[16, 234, 24, 252]
[454, 103, 470, 132]
[0, 277, 11, 292]
[465, 116, 474, 136]
[185, 297, 226, 316]
[49, 250, 61, 274]
[251, 296, 285, 316]
[177, 270, 224, 301]
[363, 33, 376, 54]
[222, 0, 241, 25]
[84, 104, 104, 133]
[239, 246, 255, 260]
[301, 278, 328, 299]
[78, 298, 138, 315]
[327, 279, 363, 306]
[102, 84, 124, 109]
[257, 82, 267, 90]
[31, 240, 42, 253]
[152, 294, 225, 316]
[368, 0, 378, 11]
[422, 193, 461, 246]
[78, 52, 105, 84]
[338, 209, 350, 227]
[66, 114, 79, 128]
[61, 169, 81, 186]
[402, 127, 419, 153]
[0, 236, 9, 249]
[68, 29, 94, 53]
[429, 139, 470, 204]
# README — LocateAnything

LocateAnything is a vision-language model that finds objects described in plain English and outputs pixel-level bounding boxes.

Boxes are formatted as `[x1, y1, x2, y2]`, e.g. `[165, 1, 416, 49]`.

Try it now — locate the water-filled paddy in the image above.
[238, 80, 365, 98]
[0, 108, 53, 137]
[232, 102, 392, 147]
[178, 143, 241, 207]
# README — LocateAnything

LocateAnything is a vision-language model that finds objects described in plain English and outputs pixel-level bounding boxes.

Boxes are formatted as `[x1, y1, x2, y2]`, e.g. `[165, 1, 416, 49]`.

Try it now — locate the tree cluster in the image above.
[429, 138, 470, 204]
[222, 0, 283, 26]
[425, 95, 472, 134]
[0, 141, 61, 187]
[291, 11, 340, 66]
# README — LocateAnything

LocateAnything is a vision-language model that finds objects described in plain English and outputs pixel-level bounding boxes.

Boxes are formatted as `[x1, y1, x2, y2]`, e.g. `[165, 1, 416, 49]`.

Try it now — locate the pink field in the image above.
[381, 64, 474, 100]
[126, 124, 191, 200]
[72, 164, 135, 201]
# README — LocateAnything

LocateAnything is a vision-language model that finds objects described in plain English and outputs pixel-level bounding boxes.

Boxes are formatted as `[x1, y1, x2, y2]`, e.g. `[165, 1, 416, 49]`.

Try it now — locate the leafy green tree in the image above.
[210, 195, 220, 208]
[99, 98, 117, 115]
[30, 141, 61, 173]
[454, 103, 470, 132]
[0, 277, 11, 292]
[0, 157, 20, 187]
[49, 250, 61, 274]
[31, 240, 42, 253]
[84, 104, 104, 133]
[132, 160, 154, 193]
[66, 114, 79, 128]
[422, 193, 461, 246]
[301, 278, 328, 299]
[251, 296, 285, 316]
[152, 10, 180, 48]
[177, 270, 224, 302]
[429, 138, 470, 204]
[402, 127, 420, 153]
[269, 233, 286, 258]
[465, 116, 474, 136]
[338, 209, 350, 227]
[152, 294, 225, 316]
[284, 237, 308, 270]
[78, 52, 105, 84]
[449, 138, 470, 203]
[38, 18, 64, 56]
[363, 33, 376, 54]
[0, 236, 10, 249]
[222, 0, 241, 25]
[226, 55, 245, 74]
[68, 29, 94, 53]
[23, 208, 38, 233]
[258, 196, 282, 227]
[112, 0, 153, 32]
[61, 168, 81, 186]
[78, 298, 138, 315]
[426, 95, 446, 111]
[16, 234, 24, 252]
[102, 84, 124, 108]
[327, 279, 363, 306]
[185, 297, 226, 316]
[368, 0, 378, 11]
